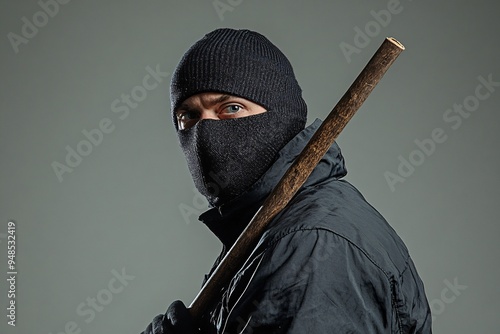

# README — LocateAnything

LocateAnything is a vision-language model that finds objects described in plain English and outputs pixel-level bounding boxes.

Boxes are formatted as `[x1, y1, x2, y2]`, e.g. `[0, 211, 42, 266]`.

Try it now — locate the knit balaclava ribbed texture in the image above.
[170, 28, 307, 207]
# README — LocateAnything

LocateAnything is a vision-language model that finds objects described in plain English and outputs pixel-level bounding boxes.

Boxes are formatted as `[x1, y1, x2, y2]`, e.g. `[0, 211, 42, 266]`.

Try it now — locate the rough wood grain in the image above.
[188, 37, 405, 323]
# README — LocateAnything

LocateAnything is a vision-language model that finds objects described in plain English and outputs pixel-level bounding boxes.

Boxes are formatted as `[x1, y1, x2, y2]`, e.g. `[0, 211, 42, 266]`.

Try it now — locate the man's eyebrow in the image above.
[205, 94, 232, 106]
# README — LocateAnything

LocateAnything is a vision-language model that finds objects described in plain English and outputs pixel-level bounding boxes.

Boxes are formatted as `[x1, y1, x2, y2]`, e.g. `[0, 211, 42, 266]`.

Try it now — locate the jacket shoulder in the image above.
[264, 178, 410, 276]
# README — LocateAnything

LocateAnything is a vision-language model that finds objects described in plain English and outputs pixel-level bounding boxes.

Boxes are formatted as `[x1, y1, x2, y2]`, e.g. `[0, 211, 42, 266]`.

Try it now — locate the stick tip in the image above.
[387, 37, 405, 50]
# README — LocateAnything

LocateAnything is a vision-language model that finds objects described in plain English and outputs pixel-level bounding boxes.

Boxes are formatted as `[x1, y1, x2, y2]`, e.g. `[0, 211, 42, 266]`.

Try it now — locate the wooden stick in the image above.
[189, 37, 405, 322]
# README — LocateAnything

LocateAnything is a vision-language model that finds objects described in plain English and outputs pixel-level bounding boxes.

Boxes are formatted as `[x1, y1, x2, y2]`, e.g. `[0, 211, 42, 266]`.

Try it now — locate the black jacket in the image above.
[198, 119, 432, 333]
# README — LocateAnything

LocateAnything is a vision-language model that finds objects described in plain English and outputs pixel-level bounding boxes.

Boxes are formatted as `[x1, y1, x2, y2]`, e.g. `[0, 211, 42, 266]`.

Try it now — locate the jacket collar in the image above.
[199, 118, 347, 248]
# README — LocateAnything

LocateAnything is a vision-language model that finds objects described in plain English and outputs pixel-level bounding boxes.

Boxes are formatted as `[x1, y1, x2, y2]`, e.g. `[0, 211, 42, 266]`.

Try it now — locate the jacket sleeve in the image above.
[221, 228, 429, 333]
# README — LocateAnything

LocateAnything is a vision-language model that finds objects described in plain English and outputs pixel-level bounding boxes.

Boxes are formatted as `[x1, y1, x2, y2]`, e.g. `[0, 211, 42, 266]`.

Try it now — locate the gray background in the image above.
[1, 0, 499, 333]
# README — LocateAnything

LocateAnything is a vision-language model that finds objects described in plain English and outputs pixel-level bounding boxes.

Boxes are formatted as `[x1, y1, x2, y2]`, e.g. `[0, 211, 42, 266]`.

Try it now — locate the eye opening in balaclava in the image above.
[170, 28, 308, 207]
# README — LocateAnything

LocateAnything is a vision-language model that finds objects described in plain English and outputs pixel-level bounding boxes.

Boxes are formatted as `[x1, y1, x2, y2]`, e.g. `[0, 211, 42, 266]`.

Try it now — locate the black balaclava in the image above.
[170, 28, 307, 207]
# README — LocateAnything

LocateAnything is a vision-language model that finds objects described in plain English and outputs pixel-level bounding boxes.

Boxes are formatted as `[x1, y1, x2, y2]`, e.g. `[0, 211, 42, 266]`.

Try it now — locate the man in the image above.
[142, 28, 432, 333]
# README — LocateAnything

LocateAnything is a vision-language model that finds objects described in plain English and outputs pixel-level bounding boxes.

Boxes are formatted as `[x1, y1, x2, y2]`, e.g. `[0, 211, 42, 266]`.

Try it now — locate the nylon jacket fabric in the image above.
[197, 119, 432, 333]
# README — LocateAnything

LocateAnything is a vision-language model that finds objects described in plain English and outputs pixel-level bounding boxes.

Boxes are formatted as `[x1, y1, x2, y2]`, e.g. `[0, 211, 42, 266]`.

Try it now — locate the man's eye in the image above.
[222, 105, 242, 114]
[177, 110, 200, 130]
[179, 110, 199, 121]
